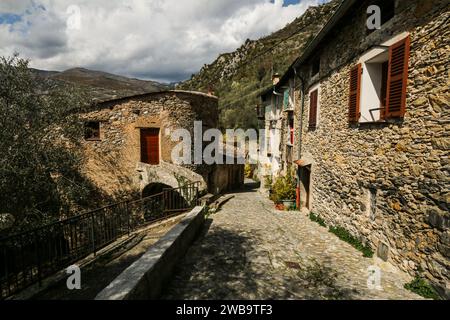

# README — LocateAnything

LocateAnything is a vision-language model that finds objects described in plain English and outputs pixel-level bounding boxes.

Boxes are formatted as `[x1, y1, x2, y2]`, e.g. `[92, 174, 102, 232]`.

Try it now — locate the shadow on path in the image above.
[161, 217, 358, 300]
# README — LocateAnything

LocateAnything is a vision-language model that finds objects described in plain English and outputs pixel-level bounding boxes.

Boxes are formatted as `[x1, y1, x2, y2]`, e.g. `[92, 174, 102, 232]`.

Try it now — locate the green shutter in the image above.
[283, 89, 290, 110]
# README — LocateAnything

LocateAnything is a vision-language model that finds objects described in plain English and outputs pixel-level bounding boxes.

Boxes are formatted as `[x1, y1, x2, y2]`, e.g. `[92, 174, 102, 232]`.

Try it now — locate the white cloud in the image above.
[0, 0, 328, 82]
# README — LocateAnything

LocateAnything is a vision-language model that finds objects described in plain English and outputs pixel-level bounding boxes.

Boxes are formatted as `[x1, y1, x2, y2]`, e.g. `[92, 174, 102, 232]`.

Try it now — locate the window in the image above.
[361, 52, 389, 122]
[308, 89, 318, 129]
[275, 94, 282, 115]
[283, 88, 290, 110]
[287, 112, 294, 145]
[266, 131, 272, 157]
[349, 35, 410, 123]
[367, 0, 395, 34]
[311, 57, 320, 77]
[84, 121, 101, 140]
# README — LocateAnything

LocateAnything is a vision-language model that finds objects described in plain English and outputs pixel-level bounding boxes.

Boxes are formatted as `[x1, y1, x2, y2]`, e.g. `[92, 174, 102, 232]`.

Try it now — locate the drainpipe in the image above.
[293, 67, 306, 210]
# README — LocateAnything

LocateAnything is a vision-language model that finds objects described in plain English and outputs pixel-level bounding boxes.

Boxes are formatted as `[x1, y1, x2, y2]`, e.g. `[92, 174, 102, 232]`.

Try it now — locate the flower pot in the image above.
[275, 203, 285, 211]
[282, 200, 295, 211]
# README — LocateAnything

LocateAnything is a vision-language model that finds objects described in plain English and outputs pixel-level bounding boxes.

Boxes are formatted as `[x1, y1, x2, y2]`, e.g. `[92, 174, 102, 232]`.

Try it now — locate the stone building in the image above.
[258, 0, 449, 295]
[80, 90, 244, 199]
[258, 73, 296, 180]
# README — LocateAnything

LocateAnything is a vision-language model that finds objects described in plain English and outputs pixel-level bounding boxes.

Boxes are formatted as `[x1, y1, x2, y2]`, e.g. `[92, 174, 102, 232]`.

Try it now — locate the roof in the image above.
[95, 89, 218, 106]
[258, 0, 355, 98]
[260, 67, 295, 98]
[293, 0, 355, 68]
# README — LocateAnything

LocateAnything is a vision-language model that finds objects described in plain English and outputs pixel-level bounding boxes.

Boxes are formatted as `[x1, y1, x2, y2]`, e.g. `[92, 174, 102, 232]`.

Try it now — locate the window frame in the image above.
[353, 33, 410, 124]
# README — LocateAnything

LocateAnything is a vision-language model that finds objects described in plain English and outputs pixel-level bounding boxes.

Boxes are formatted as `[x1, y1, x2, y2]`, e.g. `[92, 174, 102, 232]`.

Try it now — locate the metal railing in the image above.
[0, 182, 200, 299]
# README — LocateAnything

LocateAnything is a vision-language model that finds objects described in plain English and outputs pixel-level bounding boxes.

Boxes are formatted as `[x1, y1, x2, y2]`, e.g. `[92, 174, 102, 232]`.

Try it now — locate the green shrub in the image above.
[309, 212, 326, 227]
[263, 175, 273, 189]
[404, 277, 441, 300]
[270, 174, 296, 204]
[328, 226, 374, 258]
[244, 164, 253, 178]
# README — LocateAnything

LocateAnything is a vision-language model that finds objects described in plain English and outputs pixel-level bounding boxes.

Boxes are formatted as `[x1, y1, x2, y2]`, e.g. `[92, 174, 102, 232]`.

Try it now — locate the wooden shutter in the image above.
[348, 64, 362, 123]
[385, 36, 410, 118]
[309, 90, 318, 129]
[141, 128, 160, 165]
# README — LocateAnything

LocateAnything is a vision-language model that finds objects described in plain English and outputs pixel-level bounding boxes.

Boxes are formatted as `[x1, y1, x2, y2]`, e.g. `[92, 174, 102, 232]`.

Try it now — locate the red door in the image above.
[141, 128, 160, 165]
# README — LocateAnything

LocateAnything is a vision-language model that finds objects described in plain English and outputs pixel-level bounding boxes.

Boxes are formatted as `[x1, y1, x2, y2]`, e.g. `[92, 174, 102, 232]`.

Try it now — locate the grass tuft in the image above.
[328, 225, 374, 258]
[404, 277, 441, 300]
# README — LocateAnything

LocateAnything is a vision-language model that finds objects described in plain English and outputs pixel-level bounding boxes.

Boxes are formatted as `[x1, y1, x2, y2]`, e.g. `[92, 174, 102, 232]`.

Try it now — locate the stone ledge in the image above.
[95, 206, 206, 300]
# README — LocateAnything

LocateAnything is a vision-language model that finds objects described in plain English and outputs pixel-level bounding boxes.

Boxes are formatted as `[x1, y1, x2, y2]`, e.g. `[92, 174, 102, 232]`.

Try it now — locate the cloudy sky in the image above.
[0, 0, 329, 83]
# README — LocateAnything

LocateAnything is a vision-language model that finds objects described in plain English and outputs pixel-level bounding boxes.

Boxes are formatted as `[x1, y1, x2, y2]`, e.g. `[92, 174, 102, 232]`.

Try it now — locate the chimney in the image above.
[272, 73, 280, 86]
[207, 85, 215, 96]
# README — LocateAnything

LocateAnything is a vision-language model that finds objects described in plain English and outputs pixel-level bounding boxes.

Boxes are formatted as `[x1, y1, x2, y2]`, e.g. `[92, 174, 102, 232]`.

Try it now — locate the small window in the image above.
[287, 112, 294, 145]
[84, 121, 101, 140]
[308, 89, 319, 130]
[311, 57, 320, 77]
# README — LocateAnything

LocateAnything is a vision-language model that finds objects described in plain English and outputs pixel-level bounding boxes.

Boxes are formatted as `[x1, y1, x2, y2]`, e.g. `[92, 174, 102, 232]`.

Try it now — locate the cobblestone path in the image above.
[162, 184, 422, 300]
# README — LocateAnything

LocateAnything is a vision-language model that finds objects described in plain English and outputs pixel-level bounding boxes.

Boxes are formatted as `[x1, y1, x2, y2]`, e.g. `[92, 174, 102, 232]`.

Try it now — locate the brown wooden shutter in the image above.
[386, 35, 410, 118]
[141, 128, 160, 165]
[309, 90, 318, 129]
[348, 63, 362, 123]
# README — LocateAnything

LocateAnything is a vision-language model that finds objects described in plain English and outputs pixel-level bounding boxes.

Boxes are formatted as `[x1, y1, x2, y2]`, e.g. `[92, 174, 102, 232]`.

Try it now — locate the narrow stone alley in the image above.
[162, 183, 422, 300]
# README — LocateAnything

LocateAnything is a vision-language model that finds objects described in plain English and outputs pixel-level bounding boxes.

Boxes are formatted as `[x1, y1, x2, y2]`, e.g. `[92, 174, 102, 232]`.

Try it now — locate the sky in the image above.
[0, 0, 330, 83]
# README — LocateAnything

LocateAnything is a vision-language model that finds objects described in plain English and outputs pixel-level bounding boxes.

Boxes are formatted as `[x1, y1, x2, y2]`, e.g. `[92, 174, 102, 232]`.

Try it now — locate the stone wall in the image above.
[210, 163, 245, 195]
[293, 0, 449, 294]
[80, 91, 218, 198]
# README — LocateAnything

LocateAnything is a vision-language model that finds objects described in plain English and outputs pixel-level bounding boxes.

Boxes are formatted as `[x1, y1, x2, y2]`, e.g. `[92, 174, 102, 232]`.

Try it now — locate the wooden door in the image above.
[141, 128, 160, 165]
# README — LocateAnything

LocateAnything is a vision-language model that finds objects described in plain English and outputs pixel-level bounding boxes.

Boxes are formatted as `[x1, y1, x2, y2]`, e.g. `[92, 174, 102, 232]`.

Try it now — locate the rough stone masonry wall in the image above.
[81, 91, 218, 198]
[296, 0, 449, 293]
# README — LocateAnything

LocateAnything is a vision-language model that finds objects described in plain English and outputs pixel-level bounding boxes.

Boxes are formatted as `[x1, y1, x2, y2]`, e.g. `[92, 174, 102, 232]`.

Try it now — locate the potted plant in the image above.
[270, 174, 296, 211]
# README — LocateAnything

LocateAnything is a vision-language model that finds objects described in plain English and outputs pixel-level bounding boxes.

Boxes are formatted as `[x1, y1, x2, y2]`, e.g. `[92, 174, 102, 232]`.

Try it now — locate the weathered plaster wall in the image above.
[294, 0, 449, 293]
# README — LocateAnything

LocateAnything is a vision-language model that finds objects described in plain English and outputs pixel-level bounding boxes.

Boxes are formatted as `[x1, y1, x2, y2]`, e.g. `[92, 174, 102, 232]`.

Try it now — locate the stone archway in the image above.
[142, 182, 172, 198]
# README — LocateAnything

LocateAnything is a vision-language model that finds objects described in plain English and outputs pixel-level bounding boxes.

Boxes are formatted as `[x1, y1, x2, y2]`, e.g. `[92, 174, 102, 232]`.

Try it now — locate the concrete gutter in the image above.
[95, 206, 206, 300]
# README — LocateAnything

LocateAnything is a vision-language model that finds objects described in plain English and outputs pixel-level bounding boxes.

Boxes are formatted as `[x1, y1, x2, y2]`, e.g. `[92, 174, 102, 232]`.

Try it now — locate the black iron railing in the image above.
[0, 182, 200, 299]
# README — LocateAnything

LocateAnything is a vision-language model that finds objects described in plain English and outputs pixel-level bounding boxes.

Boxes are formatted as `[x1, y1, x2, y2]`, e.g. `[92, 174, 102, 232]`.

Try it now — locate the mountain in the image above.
[178, 0, 341, 129]
[32, 67, 171, 102]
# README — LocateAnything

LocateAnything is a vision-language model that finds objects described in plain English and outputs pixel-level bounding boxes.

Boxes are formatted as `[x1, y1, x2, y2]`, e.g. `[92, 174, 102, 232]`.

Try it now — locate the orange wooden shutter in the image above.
[386, 35, 410, 118]
[309, 90, 318, 129]
[348, 63, 362, 123]
[141, 128, 160, 165]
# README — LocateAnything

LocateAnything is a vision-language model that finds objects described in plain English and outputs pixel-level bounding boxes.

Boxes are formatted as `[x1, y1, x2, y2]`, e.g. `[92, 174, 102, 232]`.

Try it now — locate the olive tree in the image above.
[0, 55, 103, 232]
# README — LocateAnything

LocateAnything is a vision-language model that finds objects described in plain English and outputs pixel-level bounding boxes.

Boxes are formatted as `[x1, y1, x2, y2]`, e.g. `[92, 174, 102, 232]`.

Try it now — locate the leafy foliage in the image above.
[244, 163, 254, 179]
[404, 277, 441, 300]
[309, 212, 326, 227]
[0, 55, 105, 234]
[263, 175, 273, 189]
[328, 225, 374, 258]
[270, 173, 296, 203]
